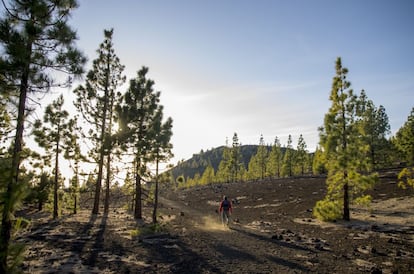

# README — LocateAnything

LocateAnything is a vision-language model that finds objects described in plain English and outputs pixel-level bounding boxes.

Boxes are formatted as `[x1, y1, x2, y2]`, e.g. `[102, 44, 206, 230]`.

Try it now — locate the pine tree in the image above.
[393, 107, 414, 166]
[117, 67, 160, 219]
[35, 172, 53, 211]
[314, 57, 377, 221]
[281, 135, 293, 177]
[200, 165, 215, 185]
[230, 133, 243, 182]
[216, 138, 231, 183]
[257, 135, 268, 179]
[103, 76, 123, 214]
[267, 137, 283, 178]
[296, 134, 308, 175]
[357, 90, 391, 170]
[0, 1, 85, 270]
[64, 116, 84, 214]
[393, 107, 414, 190]
[149, 106, 173, 224]
[74, 29, 125, 215]
[33, 95, 72, 219]
[247, 135, 268, 180]
[247, 154, 258, 180]
[121, 170, 134, 210]
[312, 146, 327, 175]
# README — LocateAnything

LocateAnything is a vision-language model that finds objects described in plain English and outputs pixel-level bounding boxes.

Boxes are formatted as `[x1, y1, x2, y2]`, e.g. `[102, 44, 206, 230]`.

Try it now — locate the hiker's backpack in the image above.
[222, 199, 230, 210]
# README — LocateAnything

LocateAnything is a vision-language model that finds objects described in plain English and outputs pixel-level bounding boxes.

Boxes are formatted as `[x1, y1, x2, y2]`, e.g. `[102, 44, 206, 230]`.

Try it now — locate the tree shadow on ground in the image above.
[68, 212, 146, 272]
[230, 225, 313, 252]
[142, 234, 224, 273]
[214, 242, 258, 261]
[229, 225, 311, 272]
[85, 212, 107, 266]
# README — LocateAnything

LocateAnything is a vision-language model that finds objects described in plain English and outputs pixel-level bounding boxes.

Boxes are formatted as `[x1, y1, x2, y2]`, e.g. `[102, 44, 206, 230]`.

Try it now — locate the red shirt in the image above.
[219, 199, 232, 213]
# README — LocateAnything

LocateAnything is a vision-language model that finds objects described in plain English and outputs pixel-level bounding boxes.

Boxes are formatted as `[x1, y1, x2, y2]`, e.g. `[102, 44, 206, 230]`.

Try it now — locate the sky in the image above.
[45, 1, 414, 167]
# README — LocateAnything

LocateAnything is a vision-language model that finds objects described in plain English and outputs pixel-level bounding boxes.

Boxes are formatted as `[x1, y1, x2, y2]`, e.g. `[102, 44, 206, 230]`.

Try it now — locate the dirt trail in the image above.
[159, 196, 329, 273]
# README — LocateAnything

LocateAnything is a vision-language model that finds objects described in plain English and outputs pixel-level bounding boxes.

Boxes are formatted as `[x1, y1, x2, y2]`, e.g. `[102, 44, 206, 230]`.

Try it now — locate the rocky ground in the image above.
[16, 175, 414, 273]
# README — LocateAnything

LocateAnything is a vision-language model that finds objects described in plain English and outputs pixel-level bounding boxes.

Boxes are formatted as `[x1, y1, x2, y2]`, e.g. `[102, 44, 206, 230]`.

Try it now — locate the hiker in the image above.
[219, 195, 232, 226]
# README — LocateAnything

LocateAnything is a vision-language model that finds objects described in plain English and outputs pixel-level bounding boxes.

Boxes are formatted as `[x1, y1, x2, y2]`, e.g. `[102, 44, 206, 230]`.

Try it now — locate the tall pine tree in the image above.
[33, 95, 73, 219]
[216, 138, 231, 183]
[281, 135, 293, 177]
[64, 116, 84, 214]
[149, 107, 173, 223]
[357, 90, 391, 170]
[315, 57, 377, 221]
[247, 135, 268, 180]
[230, 133, 243, 182]
[117, 67, 160, 219]
[74, 29, 125, 215]
[296, 134, 308, 175]
[267, 136, 283, 178]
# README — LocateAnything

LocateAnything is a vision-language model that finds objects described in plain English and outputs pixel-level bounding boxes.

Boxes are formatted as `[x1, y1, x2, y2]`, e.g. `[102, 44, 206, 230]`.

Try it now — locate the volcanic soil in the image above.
[17, 174, 414, 273]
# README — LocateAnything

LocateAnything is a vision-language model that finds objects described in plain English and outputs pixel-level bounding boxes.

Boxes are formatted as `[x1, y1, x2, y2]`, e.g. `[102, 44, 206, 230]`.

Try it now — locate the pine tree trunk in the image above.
[74, 195, 77, 214]
[0, 54, 31, 271]
[92, 59, 110, 215]
[92, 153, 104, 214]
[104, 86, 115, 215]
[343, 181, 350, 221]
[104, 154, 111, 214]
[152, 159, 159, 224]
[53, 134, 60, 219]
[134, 159, 142, 219]
[74, 164, 78, 214]
[131, 193, 135, 212]
[134, 173, 142, 219]
[371, 145, 376, 171]
[92, 123, 107, 215]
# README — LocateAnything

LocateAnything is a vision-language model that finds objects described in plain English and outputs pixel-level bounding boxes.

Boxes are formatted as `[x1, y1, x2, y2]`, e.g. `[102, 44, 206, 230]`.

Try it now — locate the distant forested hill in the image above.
[169, 145, 268, 179]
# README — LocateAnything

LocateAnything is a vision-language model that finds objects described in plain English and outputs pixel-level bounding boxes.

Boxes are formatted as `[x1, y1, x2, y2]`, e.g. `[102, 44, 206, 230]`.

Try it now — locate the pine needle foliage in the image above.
[314, 57, 377, 222]
[394, 108, 414, 190]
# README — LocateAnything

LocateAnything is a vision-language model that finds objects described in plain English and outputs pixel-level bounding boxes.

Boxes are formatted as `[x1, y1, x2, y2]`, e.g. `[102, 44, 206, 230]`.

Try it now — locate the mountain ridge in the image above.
[169, 144, 275, 179]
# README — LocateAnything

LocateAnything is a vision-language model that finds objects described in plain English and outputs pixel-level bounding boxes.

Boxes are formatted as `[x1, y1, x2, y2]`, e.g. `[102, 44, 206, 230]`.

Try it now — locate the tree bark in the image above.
[92, 150, 104, 214]
[74, 164, 78, 214]
[343, 181, 350, 221]
[152, 158, 159, 224]
[0, 41, 31, 272]
[92, 53, 110, 215]
[134, 162, 142, 219]
[74, 195, 77, 214]
[53, 130, 60, 219]
[104, 153, 111, 214]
